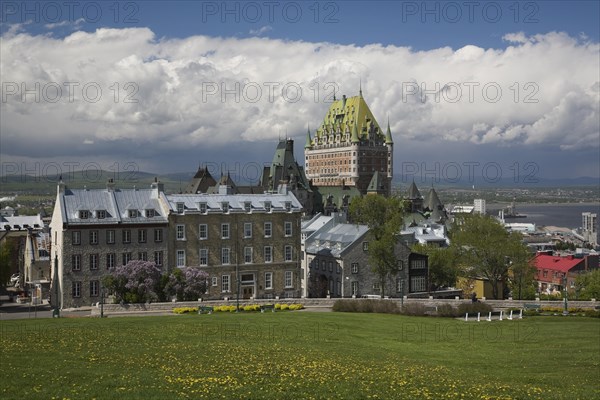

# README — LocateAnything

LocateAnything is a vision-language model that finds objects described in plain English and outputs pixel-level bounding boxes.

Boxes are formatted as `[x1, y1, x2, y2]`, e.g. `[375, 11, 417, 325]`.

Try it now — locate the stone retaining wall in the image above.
[90, 297, 597, 316]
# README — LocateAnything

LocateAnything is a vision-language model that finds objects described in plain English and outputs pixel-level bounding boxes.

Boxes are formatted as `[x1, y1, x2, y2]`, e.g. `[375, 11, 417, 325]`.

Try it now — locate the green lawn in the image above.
[1, 313, 598, 399]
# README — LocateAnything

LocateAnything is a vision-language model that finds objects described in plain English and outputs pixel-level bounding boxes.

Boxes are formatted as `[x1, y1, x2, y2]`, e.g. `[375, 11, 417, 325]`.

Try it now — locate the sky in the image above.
[1, 1, 599, 186]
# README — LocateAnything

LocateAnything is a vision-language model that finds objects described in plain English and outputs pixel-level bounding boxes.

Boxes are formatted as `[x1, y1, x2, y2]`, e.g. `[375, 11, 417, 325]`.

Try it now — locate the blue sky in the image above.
[1, 1, 599, 183]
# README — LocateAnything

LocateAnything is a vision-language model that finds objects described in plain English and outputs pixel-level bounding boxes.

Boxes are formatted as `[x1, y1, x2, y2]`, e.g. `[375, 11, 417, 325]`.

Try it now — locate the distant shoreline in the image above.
[489, 202, 599, 208]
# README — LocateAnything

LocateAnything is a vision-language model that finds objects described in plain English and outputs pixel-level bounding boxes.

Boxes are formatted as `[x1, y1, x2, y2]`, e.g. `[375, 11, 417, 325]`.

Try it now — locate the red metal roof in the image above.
[532, 254, 585, 273]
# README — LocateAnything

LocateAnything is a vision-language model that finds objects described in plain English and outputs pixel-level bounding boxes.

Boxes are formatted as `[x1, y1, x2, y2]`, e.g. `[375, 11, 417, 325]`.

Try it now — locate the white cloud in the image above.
[0, 28, 598, 173]
[249, 25, 272, 36]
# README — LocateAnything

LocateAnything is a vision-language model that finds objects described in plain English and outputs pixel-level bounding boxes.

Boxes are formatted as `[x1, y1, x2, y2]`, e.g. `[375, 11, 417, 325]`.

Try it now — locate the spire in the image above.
[351, 121, 360, 144]
[359, 79, 363, 97]
[305, 125, 313, 149]
[385, 116, 394, 144]
[333, 87, 336, 101]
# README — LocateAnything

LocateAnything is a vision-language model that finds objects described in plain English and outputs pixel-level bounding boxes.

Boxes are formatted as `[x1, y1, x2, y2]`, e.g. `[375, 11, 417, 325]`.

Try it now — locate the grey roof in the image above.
[55, 187, 169, 225]
[407, 181, 422, 199]
[424, 187, 443, 211]
[305, 222, 369, 257]
[166, 190, 302, 214]
[0, 214, 45, 230]
[301, 214, 333, 233]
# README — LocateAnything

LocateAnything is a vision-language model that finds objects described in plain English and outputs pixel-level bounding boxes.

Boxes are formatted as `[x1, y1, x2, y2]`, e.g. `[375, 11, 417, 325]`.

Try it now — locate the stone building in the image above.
[302, 214, 428, 298]
[166, 184, 303, 300]
[305, 91, 394, 213]
[49, 179, 171, 309]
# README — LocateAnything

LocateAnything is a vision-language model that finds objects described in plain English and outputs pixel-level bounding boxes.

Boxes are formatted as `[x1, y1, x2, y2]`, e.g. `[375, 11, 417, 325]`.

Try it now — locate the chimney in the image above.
[150, 177, 164, 198]
[106, 178, 116, 192]
[57, 177, 66, 194]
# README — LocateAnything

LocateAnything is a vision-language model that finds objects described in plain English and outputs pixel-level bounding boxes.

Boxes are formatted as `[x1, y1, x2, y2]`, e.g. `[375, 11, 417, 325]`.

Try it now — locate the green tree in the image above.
[349, 195, 404, 297]
[451, 214, 530, 300]
[507, 256, 537, 300]
[411, 244, 460, 291]
[0, 242, 13, 286]
[575, 269, 600, 300]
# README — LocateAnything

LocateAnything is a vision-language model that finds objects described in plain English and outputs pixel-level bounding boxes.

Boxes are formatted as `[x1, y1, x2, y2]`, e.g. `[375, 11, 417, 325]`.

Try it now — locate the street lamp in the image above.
[563, 275, 569, 315]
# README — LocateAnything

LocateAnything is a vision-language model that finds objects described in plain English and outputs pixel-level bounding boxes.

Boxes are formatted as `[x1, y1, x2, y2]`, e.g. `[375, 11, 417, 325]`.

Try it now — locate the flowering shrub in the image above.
[163, 267, 209, 301]
[173, 307, 198, 314]
[102, 260, 162, 303]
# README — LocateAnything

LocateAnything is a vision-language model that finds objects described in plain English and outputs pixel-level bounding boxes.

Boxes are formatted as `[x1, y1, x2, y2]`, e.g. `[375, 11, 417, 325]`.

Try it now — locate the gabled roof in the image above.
[304, 221, 369, 258]
[185, 166, 217, 194]
[367, 171, 386, 193]
[532, 254, 585, 273]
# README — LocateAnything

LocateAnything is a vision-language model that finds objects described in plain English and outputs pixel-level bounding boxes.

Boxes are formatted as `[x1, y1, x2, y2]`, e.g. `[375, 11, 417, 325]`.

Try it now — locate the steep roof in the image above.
[262, 139, 311, 192]
[184, 166, 217, 194]
[424, 187, 443, 211]
[367, 171, 386, 193]
[407, 181, 422, 200]
[166, 190, 302, 214]
[532, 254, 585, 273]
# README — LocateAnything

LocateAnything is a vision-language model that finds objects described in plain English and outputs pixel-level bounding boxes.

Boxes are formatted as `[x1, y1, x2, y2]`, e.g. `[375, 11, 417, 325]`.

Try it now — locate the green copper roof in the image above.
[316, 94, 384, 141]
[367, 171, 385, 193]
[385, 118, 394, 144]
[305, 127, 313, 149]
[351, 122, 360, 143]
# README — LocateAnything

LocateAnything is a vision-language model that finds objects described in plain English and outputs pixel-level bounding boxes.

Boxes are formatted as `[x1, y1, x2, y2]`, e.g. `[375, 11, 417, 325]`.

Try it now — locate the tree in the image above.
[0, 242, 13, 286]
[575, 269, 600, 300]
[164, 267, 209, 301]
[411, 244, 460, 292]
[507, 256, 537, 300]
[349, 195, 404, 297]
[103, 260, 162, 303]
[451, 214, 530, 300]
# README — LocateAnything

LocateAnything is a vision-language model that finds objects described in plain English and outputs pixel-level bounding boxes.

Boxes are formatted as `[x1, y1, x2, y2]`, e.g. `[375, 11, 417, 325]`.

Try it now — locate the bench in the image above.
[260, 304, 275, 313]
[198, 306, 214, 314]
[523, 304, 541, 311]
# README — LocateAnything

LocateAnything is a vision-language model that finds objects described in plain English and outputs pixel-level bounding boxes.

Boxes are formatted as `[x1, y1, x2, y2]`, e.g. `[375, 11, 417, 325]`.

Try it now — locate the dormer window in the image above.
[244, 201, 252, 213]
[264, 201, 271, 213]
[145, 209, 155, 218]
[285, 201, 292, 212]
[128, 209, 138, 218]
[96, 210, 106, 219]
[221, 202, 229, 213]
[79, 210, 89, 219]
[199, 202, 207, 214]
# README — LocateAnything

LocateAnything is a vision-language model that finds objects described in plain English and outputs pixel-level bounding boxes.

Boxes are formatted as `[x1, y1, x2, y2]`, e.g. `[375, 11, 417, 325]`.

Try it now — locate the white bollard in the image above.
[487, 311, 492, 322]
[519, 309, 523, 319]
[509, 310, 513, 320]
[499, 310, 503, 321]
[465, 313, 469, 321]
[477, 312, 480, 322]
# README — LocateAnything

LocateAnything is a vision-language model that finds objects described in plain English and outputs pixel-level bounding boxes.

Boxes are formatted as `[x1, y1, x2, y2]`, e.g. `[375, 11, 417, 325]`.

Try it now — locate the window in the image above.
[72, 254, 81, 271]
[199, 202, 207, 214]
[122, 252, 132, 266]
[145, 209, 155, 218]
[244, 201, 252, 213]
[79, 210, 89, 219]
[284, 271, 293, 288]
[138, 229, 147, 243]
[411, 276, 427, 292]
[138, 252, 147, 261]
[265, 272, 273, 289]
[123, 230, 131, 244]
[336, 264, 340, 274]
[211, 277, 218, 287]
[543, 270, 548, 278]
[285, 201, 291, 212]
[90, 281, 99, 297]
[72, 231, 81, 245]
[222, 275, 230, 292]
[89, 230, 98, 245]
[284, 221, 292, 237]
[221, 248, 230, 265]
[106, 230, 115, 244]
[264, 246, 273, 263]
[199, 224, 208, 240]
[128, 209, 138, 218]
[176, 225, 185, 240]
[199, 249, 208, 266]
[154, 228, 163, 242]
[176, 202, 184, 214]
[177, 250, 186, 267]
[106, 253, 115, 269]
[244, 247, 253, 263]
[72, 281, 81, 297]
[351, 281, 359, 296]
[264, 201, 271, 212]
[154, 251, 163, 267]
[221, 223, 230, 239]
[221, 201, 229, 212]
[351, 263, 359, 274]
[89, 254, 98, 270]
[285, 245, 293, 262]
[328, 261, 333, 272]
[410, 259, 426, 269]
[373, 282, 380, 290]
[244, 222, 252, 238]
[97, 210, 106, 219]
[264, 222, 272, 238]
[362, 241, 369, 251]
[396, 278, 404, 294]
